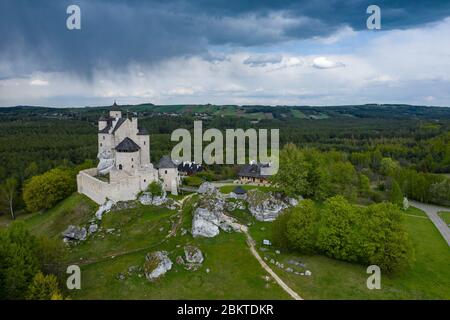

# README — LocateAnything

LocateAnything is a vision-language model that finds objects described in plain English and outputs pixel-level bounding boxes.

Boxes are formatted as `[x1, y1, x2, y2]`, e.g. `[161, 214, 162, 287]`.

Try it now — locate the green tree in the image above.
[184, 175, 203, 187]
[24, 162, 39, 179]
[147, 180, 163, 196]
[0, 223, 40, 299]
[389, 180, 403, 207]
[304, 149, 330, 200]
[271, 211, 291, 250]
[0, 177, 18, 219]
[22, 168, 75, 212]
[327, 161, 358, 201]
[26, 272, 62, 300]
[285, 200, 319, 253]
[270, 144, 310, 197]
[316, 196, 361, 262]
[359, 203, 414, 272]
[380, 157, 399, 177]
[358, 173, 371, 195]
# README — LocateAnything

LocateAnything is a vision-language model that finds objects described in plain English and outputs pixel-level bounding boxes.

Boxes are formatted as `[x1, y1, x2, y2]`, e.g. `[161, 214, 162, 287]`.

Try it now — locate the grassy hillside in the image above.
[8, 192, 449, 299]
[17, 193, 289, 300]
[249, 211, 450, 299]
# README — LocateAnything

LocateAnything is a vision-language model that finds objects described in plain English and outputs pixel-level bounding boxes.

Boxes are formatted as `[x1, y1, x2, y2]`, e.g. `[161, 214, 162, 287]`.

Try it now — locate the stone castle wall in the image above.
[77, 168, 152, 204]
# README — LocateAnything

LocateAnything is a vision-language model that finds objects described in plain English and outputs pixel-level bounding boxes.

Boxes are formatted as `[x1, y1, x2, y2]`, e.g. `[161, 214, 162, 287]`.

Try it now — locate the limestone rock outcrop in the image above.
[192, 208, 221, 237]
[144, 251, 172, 281]
[182, 245, 204, 271]
[246, 190, 299, 221]
[138, 191, 176, 209]
[184, 246, 204, 264]
[197, 182, 218, 195]
[62, 225, 87, 241]
[95, 199, 114, 220]
[191, 191, 241, 237]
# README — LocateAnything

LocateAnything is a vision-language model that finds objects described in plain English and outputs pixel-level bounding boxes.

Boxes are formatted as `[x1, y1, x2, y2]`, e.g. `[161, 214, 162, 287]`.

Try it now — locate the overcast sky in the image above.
[1, 0, 450, 107]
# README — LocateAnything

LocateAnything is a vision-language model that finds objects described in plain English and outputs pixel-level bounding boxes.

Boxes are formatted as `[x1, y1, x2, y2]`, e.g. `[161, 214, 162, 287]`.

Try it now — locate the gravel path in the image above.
[244, 231, 303, 300]
[229, 220, 303, 300]
[410, 200, 450, 247]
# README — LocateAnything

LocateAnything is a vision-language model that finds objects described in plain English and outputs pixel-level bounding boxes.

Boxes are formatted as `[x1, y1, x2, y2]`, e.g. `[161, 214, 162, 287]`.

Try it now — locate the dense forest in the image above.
[0, 104, 449, 216]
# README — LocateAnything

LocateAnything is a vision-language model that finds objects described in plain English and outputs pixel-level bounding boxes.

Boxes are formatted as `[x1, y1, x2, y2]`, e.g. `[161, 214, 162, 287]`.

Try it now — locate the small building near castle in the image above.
[77, 104, 180, 204]
[238, 161, 273, 185]
[156, 155, 180, 195]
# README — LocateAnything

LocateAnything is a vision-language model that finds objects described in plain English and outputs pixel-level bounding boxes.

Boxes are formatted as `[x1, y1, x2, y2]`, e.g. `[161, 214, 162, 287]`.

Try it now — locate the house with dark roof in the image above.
[77, 103, 180, 204]
[238, 161, 273, 185]
[177, 161, 203, 176]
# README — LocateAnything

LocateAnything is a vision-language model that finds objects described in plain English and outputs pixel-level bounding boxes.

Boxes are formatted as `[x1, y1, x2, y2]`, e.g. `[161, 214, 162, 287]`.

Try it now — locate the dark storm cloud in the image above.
[1, 0, 449, 77]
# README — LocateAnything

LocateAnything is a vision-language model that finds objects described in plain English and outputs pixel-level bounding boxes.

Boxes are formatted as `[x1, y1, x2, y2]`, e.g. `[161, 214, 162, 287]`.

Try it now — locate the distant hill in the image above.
[1, 103, 450, 121]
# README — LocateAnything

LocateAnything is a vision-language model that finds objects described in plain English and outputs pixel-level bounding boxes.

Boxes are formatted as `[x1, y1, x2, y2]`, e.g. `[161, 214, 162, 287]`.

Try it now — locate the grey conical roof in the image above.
[115, 137, 140, 153]
[156, 155, 177, 169]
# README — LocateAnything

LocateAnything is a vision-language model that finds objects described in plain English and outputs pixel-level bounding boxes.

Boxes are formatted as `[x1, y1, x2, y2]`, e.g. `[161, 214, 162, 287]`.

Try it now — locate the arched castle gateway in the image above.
[77, 104, 180, 204]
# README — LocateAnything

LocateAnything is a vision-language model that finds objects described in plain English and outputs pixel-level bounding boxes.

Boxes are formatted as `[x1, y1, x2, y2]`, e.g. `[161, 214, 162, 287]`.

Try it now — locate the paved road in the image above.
[410, 200, 450, 247]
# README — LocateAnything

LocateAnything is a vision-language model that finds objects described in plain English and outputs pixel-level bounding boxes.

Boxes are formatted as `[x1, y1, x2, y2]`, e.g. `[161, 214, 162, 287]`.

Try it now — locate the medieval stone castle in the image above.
[77, 106, 180, 204]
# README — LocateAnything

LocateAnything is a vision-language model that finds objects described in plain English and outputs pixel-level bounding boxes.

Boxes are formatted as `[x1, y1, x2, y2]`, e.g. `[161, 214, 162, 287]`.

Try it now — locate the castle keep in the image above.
[77, 106, 179, 204]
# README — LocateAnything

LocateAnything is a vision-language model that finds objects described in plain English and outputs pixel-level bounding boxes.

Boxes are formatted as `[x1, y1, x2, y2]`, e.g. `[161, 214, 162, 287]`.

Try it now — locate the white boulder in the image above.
[144, 251, 172, 281]
[197, 182, 217, 195]
[88, 224, 98, 234]
[62, 225, 87, 241]
[184, 246, 204, 264]
[192, 208, 220, 238]
[95, 199, 114, 220]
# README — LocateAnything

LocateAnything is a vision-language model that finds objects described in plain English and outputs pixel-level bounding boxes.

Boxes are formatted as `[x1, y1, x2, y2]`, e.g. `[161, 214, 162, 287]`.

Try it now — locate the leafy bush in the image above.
[196, 171, 215, 181]
[389, 180, 403, 207]
[147, 181, 163, 196]
[184, 176, 203, 187]
[0, 223, 65, 299]
[271, 211, 291, 250]
[23, 168, 75, 212]
[26, 272, 62, 300]
[285, 200, 319, 254]
[272, 196, 414, 273]
[358, 203, 414, 272]
[317, 196, 361, 262]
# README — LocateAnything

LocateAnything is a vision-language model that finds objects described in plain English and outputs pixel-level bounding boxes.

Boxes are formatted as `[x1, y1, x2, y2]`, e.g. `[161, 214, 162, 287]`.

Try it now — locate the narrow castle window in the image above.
[119, 164, 122, 170]
[165, 170, 167, 174]
[103, 136, 105, 140]
[100, 143, 102, 147]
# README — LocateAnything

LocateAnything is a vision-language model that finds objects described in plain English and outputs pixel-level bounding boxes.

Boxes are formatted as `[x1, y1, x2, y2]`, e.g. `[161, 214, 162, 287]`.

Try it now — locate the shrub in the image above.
[316, 196, 361, 262]
[23, 168, 75, 212]
[0, 223, 41, 299]
[271, 211, 291, 250]
[184, 176, 203, 187]
[285, 200, 319, 254]
[389, 180, 403, 207]
[359, 203, 414, 272]
[147, 181, 163, 196]
[275, 195, 415, 273]
[26, 272, 62, 300]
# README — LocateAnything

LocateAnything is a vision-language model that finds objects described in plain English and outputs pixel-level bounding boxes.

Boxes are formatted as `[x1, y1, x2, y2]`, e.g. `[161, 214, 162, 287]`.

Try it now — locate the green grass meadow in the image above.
[7, 192, 450, 299]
